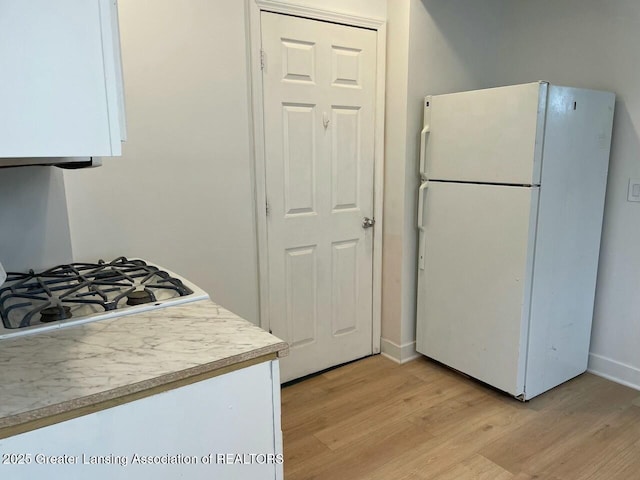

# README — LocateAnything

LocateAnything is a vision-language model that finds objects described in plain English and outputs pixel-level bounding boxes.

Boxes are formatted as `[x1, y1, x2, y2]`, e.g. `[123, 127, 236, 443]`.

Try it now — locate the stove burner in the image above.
[126, 289, 153, 306]
[93, 270, 121, 280]
[40, 306, 72, 323]
[0, 257, 195, 330]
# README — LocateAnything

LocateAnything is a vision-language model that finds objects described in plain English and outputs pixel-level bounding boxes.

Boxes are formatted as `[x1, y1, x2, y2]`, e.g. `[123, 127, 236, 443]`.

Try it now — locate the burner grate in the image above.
[0, 257, 194, 330]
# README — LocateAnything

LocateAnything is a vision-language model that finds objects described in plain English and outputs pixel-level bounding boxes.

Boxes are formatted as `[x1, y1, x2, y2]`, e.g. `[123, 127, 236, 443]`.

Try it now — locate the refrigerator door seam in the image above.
[428, 179, 538, 188]
[517, 185, 542, 398]
[531, 82, 549, 185]
[520, 84, 550, 399]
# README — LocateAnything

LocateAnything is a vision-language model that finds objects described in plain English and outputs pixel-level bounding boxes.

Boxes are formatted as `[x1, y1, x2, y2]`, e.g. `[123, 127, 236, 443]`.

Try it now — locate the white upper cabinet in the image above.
[0, 0, 126, 162]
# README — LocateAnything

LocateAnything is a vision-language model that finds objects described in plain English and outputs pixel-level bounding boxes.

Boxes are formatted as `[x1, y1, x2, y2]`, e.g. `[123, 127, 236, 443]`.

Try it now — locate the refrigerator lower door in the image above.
[416, 181, 539, 396]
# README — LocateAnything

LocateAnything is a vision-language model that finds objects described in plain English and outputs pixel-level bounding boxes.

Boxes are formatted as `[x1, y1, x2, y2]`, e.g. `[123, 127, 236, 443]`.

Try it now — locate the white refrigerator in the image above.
[415, 82, 615, 400]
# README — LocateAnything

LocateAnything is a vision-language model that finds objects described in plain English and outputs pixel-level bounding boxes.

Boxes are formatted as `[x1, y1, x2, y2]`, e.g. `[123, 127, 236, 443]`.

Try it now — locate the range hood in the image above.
[0, 158, 102, 170]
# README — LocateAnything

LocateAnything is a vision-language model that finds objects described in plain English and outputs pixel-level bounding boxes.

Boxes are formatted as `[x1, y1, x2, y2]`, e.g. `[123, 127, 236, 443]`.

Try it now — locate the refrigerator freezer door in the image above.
[425, 83, 547, 185]
[416, 181, 539, 396]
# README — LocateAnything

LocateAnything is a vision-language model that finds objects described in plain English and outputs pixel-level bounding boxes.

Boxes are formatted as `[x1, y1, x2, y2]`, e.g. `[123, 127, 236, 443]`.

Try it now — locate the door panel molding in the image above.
[247, 0, 385, 358]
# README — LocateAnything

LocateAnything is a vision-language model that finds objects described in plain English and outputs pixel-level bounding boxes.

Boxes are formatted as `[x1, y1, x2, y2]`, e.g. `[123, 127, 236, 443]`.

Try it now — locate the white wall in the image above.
[497, 0, 640, 389]
[64, 0, 387, 325]
[64, 0, 260, 322]
[0, 167, 73, 272]
[381, 0, 506, 361]
[381, 0, 411, 359]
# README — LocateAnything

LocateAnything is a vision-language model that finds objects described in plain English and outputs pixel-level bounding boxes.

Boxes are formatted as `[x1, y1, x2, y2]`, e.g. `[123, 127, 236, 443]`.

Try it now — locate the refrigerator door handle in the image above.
[417, 181, 429, 229]
[417, 181, 429, 270]
[419, 124, 430, 179]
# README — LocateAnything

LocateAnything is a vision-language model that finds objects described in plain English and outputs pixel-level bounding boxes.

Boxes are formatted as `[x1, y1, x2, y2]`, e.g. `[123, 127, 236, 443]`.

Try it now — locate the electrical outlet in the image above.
[628, 178, 640, 202]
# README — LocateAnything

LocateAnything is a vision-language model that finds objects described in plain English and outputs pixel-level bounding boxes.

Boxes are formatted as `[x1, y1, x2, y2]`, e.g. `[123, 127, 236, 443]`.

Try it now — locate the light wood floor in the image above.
[281, 355, 640, 480]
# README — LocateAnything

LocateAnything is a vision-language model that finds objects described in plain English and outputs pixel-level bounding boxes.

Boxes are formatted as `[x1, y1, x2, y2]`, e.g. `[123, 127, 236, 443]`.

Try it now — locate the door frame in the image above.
[247, 0, 386, 355]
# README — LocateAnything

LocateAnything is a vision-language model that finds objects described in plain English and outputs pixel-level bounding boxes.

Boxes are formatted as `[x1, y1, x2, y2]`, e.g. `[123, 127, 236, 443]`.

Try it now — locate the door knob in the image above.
[362, 217, 375, 229]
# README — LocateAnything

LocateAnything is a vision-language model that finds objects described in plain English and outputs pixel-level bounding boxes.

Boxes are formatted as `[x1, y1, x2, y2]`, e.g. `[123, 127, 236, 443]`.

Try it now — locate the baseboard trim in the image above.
[380, 338, 420, 364]
[588, 353, 640, 392]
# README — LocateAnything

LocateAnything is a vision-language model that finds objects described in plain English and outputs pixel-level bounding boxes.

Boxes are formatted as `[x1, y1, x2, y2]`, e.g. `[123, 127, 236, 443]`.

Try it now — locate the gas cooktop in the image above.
[0, 257, 209, 339]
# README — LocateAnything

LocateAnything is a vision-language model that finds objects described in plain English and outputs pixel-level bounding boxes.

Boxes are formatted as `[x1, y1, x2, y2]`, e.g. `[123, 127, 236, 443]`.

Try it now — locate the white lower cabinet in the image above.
[0, 360, 283, 480]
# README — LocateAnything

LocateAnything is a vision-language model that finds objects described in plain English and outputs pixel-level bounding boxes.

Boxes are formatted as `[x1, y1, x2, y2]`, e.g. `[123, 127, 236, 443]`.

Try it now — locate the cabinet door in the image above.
[0, 361, 283, 480]
[0, 0, 124, 158]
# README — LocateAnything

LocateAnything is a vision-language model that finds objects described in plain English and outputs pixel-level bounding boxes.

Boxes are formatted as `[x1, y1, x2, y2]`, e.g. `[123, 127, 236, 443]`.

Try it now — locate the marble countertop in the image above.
[0, 299, 288, 437]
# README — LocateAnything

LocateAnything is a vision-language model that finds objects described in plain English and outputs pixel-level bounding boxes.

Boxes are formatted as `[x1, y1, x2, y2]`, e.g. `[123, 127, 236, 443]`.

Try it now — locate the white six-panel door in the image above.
[261, 12, 377, 382]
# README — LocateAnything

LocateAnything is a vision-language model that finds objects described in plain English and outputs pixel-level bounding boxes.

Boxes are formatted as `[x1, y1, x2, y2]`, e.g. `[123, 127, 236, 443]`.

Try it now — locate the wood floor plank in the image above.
[543, 405, 640, 479]
[287, 420, 435, 480]
[319, 354, 399, 381]
[582, 442, 640, 480]
[283, 371, 424, 445]
[368, 404, 536, 480]
[314, 372, 470, 451]
[405, 386, 523, 439]
[284, 433, 332, 474]
[480, 375, 640, 476]
[281, 358, 421, 432]
[434, 454, 514, 480]
[281, 355, 640, 480]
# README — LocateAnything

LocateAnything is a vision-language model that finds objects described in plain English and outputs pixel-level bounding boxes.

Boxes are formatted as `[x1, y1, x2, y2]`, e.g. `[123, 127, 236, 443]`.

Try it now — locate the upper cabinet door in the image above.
[424, 82, 546, 185]
[0, 0, 126, 159]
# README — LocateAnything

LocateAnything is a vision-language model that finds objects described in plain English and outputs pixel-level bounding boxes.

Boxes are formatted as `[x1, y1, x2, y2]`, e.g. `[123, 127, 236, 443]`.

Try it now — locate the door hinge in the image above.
[265, 200, 270, 216]
[260, 49, 266, 71]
